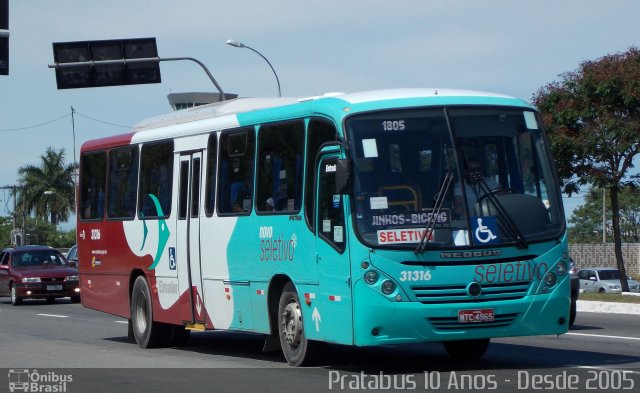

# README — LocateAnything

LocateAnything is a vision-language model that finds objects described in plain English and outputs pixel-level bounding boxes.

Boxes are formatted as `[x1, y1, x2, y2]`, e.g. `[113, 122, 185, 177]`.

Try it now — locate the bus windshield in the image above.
[346, 106, 564, 249]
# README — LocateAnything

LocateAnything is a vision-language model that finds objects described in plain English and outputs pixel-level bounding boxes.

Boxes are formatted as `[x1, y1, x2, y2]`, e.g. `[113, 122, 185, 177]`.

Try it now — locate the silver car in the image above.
[577, 268, 640, 293]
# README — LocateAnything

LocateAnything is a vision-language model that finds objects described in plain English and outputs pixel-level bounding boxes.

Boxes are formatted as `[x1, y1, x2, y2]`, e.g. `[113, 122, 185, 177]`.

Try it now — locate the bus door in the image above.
[176, 151, 207, 326]
[313, 155, 354, 344]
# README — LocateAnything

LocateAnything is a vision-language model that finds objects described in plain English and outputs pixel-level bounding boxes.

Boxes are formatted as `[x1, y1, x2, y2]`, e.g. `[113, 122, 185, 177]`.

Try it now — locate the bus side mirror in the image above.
[335, 158, 351, 195]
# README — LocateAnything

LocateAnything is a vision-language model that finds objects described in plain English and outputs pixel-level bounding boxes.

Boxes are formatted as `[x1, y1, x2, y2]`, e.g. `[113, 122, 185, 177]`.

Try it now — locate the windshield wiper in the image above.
[473, 177, 528, 248]
[415, 149, 454, 254]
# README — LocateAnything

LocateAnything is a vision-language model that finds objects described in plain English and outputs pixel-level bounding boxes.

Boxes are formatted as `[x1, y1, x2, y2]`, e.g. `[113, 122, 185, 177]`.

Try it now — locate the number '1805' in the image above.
[382, 120, 405, 131]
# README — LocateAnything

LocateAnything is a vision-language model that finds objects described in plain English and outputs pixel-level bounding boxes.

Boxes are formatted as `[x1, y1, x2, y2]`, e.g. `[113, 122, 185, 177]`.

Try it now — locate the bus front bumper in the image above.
[352, 279, 570, 347]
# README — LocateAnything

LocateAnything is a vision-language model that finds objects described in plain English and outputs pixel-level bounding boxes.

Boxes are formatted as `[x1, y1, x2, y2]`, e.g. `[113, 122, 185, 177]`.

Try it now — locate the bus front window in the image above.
[346, 107, 564, 250]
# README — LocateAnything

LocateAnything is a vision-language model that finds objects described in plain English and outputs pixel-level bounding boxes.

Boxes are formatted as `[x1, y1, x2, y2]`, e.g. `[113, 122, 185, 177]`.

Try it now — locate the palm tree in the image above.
[17, 147, 76, 225]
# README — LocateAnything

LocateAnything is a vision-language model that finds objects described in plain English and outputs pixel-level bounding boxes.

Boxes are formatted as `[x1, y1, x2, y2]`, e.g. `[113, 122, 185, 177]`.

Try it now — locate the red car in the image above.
[0, 245, 80, 306]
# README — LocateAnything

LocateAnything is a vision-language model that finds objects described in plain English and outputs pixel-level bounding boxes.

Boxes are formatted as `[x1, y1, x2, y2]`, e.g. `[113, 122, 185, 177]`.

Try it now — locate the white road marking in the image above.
[114, 320, 128, 324]
[36, 313, 68, 318]
[567, 332, 640, 341]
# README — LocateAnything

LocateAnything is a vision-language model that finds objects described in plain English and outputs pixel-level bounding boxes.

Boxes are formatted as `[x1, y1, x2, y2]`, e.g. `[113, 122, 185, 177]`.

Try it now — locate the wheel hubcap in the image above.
[281, 300, 302, 348]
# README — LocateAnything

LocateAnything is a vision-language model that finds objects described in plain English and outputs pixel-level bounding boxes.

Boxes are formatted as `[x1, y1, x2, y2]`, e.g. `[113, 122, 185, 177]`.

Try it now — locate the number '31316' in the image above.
[400, 270, 431, 282]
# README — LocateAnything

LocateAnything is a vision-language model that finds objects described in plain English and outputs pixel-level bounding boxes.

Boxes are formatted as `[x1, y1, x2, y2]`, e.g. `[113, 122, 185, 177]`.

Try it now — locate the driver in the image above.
[453, 158, 498, 217]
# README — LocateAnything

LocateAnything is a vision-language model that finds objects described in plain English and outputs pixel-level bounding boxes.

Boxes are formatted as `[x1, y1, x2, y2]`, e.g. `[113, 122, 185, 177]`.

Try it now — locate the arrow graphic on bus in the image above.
[312, 307, 321, 332]
[195, 291, 203, 317]
[142, 194, 170, 271]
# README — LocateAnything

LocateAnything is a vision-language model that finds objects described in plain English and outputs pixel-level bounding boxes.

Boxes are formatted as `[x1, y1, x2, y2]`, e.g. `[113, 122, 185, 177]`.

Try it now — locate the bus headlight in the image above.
[364, 270, 379, 285]
[543, 272, 557, 287]
[381, 280, 396, 295]
[556, 262, 567, 276]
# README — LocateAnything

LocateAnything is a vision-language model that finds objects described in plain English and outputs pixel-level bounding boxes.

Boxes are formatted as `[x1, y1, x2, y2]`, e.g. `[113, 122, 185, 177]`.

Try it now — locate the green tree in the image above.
[0, 216, 13, 248]
[17, 147, 76, 225]
[533, 47, 640, 292]
[25, 218, 76, 248]
[569, 186, 640, 243]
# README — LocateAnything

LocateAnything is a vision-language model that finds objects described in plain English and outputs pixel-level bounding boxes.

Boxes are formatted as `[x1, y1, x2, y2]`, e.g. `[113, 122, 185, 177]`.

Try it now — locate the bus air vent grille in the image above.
[411, 281, 531, 304]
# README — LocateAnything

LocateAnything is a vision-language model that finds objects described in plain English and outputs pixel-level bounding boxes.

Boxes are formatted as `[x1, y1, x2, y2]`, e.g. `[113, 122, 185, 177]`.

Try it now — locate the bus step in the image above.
[185, 323, 206, 331]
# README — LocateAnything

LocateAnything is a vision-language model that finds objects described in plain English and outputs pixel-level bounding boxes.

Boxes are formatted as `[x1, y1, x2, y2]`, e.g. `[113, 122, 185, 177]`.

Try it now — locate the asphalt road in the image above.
[0, 298, 638, 392]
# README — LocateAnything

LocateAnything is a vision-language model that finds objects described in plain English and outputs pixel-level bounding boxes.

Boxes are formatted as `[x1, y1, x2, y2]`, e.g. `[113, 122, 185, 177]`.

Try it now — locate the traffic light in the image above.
[51, 38, 161, 89]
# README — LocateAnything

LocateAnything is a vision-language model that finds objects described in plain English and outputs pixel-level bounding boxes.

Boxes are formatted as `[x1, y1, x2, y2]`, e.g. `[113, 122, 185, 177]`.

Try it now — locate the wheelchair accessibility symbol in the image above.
[472, 217, 499, 244]
[168, 247, 176, 270]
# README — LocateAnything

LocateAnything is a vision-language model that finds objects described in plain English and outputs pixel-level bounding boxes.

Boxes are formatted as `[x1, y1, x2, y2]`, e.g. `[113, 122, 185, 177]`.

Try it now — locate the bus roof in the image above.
[132, 88, 526, 132]
[81, 131, 136, 152]
[79, 88, 531, 150]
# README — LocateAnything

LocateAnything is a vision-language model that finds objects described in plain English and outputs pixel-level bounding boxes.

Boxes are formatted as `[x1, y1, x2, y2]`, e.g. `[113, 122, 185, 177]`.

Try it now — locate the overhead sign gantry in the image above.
[49, 37, 227, 100]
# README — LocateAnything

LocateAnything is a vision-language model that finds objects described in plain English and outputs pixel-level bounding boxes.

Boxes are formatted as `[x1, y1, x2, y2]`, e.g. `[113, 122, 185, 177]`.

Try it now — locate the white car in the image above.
[577, 268, 640, 294]
[65, 245, 78, 267]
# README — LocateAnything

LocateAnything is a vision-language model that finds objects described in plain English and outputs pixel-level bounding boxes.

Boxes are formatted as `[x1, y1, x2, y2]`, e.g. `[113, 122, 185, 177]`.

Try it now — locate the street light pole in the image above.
[70, 107, 78, 219]
[44, 190, 57, 226]
[226, 40, 281, 97]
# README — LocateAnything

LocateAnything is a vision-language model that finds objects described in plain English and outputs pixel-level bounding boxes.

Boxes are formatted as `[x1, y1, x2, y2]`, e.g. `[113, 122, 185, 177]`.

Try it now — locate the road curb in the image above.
[577, 300, 640, 315]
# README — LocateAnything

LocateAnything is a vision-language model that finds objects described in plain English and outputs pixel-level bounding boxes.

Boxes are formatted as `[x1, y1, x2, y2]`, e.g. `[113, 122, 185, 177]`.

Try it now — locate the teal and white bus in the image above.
[77, 89, 569, 366]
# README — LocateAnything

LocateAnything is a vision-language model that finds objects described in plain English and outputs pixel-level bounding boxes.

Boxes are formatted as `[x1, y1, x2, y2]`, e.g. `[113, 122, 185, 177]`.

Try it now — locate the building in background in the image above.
[167, 92, 237, 111]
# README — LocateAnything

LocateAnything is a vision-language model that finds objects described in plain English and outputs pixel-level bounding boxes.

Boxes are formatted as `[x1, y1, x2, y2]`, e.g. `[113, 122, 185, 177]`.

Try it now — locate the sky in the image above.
[1, 0, 639, 230]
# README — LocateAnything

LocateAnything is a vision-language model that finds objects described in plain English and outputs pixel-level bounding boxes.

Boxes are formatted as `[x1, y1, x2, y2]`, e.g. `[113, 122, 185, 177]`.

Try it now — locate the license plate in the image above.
[458, 309, 495, 323]
[46, 285, 63, 291]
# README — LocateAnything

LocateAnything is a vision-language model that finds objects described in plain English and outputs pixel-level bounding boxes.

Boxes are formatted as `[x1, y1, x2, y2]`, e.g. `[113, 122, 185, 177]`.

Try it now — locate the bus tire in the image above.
[569, 275, 579, 329]
[127, 319, 135, 342]
[569, 296, 577, 328]
[277, 282, 322, 366]
[443, 338, 490, 359]
[130, 276, 169, 348]
[569, 301, 578, 329]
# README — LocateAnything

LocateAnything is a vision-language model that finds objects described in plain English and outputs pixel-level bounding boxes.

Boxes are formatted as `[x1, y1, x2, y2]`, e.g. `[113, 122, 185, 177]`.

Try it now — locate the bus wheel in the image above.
[569, 296, 577, 328]
[277, 282, 322, 366]
[131, 276, 168, 348]
[443, 338, 490, 359]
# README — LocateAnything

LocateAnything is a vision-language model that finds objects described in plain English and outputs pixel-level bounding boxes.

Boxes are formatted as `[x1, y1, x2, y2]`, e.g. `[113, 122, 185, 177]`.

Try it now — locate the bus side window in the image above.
[217, 128, 255, 215]
[79, 151, 107, 220]
[256, 121, 304, 213]
[138, 141, 174, 218]
[107, 146, 139, 220]
[204, 133, 217, 216]
[305, 119, 338, 230]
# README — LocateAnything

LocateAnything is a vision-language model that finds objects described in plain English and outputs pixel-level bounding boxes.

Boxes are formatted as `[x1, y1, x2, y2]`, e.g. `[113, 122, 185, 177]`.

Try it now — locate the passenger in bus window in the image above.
[83, 183, 104, 219]
[97, 186, 105, 219]
[453, 158, 497, 218]
[231, 179, 251, 212]
[265, 197, 276, 211]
